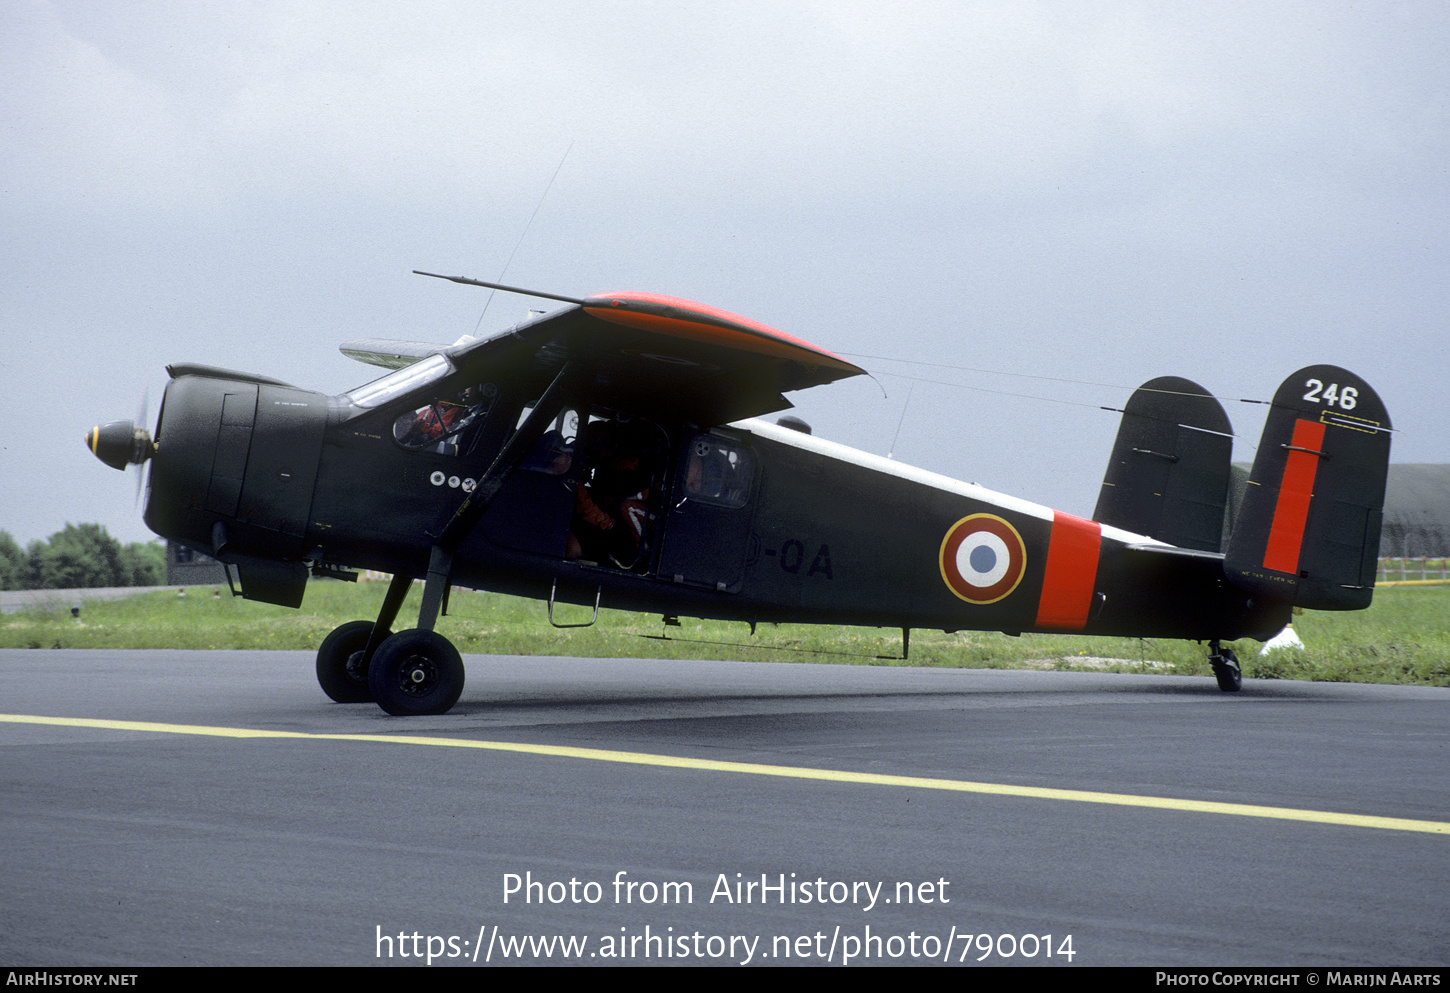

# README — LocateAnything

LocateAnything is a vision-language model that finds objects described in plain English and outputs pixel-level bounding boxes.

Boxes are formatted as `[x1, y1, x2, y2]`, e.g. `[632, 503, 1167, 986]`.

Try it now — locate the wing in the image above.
[381, 289, 866, 425]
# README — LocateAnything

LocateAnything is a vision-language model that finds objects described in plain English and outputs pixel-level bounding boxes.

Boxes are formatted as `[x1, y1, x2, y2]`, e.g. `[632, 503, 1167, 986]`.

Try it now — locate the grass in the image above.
[4, 580, 1447, 687]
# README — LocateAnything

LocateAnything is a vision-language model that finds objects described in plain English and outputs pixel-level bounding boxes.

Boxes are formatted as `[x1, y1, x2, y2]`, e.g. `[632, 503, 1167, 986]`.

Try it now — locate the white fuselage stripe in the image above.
[737, 418, 1167, 548]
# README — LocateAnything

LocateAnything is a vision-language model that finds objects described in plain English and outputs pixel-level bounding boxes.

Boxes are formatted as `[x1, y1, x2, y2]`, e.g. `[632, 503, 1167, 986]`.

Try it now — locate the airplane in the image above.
[86, 272, 1392, 715]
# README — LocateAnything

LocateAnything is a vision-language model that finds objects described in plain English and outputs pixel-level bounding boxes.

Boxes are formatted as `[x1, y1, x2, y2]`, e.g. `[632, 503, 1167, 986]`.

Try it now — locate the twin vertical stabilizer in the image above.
[1093, 376, 1232, 553]
[1098, 366, 1391, 611]
[1223, 366, 1391, 610]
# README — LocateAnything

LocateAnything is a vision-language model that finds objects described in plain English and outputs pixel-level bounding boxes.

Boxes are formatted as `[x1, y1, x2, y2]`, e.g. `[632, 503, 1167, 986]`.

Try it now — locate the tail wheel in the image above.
[316, 620, 380, 703]
[368, 629, 465, 716]
[1210, 645, 1243, 693]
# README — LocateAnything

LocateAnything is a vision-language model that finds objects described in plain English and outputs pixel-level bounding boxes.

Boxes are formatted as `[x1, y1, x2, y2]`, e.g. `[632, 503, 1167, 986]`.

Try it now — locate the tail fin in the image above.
[1094, 376, 1232, 552]
[1224, 365, 1391, 610]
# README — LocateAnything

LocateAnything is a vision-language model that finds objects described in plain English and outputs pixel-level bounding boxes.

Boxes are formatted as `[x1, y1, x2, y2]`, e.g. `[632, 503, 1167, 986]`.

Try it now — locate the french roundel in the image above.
[940, 514, 1026, 604]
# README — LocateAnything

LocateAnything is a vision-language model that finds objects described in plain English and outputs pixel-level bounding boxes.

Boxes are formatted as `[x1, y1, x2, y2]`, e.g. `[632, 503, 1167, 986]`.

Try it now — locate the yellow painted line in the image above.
[4, 713, 1448, 836]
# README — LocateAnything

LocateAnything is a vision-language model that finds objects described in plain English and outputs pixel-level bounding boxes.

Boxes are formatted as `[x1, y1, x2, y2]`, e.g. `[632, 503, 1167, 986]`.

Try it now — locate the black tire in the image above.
[316, 620, 379, 703]
[368, 629, 465, 716]
[1213, 647, 1243, 693]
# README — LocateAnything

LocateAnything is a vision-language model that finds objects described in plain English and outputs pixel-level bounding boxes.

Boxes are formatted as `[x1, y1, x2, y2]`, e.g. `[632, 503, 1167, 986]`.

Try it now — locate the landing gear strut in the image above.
[310, 361, 585, 716]
[1208, 639, 1242, 692]
[312, 570, 467, 715]
[358, 547, 466, 715]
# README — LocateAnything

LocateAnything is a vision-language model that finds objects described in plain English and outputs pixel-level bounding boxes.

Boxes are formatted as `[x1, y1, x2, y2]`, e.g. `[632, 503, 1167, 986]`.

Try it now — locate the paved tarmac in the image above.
[2, 648, 1447, 967]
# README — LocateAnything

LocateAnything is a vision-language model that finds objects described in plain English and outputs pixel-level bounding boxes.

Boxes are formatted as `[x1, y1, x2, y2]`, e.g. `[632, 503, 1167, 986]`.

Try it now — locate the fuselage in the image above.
[142, 366, 1289, 642]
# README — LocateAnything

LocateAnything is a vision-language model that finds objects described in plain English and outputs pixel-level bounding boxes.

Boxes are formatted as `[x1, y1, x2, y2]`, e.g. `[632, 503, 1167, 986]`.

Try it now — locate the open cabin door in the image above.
[482, 409, 758, 592]
[481, 407, 579, 557]
[485, 407, 676, 576]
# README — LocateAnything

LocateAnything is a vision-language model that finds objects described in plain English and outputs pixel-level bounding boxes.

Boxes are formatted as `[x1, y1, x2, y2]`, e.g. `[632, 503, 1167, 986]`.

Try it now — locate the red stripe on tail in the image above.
[1262, 419, 1326, 575]
[1035, 511, 1102, 631]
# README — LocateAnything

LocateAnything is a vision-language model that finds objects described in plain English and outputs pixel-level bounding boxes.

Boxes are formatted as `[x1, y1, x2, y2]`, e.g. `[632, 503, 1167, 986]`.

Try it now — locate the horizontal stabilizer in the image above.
[1094, 376, 1232, 552]
[1224, 365, 1391, 610]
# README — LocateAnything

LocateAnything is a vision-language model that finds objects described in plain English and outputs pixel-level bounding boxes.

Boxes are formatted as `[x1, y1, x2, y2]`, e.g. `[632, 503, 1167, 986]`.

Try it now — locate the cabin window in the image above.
[345, 354, 451, 409]
[681, 435, 754, 509]
[519, 407, 578, 476]
[392, 382, 498, 456]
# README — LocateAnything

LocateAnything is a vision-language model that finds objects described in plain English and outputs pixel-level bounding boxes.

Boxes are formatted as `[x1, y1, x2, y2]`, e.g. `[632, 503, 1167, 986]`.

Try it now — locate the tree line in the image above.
[0, 524, 166, 590]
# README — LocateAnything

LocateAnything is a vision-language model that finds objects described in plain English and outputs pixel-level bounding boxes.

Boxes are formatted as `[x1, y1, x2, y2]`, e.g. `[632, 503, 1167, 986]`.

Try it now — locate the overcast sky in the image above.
[3, 0, 1446, 549]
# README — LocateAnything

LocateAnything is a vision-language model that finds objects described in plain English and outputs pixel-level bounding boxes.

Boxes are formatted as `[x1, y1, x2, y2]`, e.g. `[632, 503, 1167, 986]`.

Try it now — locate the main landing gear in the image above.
[1208, 639, 1242, 693]
[368, 629, 464, 715]
[316, 617, 465, 715]
[315, 619, 379, 703]
[314, 561, 467, 716]
[314, 360, 585, 716]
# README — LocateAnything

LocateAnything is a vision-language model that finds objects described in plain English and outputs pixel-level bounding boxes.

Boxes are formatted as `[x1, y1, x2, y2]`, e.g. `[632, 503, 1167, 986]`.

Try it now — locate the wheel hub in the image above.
[344, 650, 368, 684]
[366, 629, 465, 716]
[400, 655, 436, 693]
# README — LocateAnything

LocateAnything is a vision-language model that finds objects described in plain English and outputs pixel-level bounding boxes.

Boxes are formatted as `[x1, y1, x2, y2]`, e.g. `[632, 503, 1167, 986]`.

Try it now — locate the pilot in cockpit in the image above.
[394, 384, 491, 455]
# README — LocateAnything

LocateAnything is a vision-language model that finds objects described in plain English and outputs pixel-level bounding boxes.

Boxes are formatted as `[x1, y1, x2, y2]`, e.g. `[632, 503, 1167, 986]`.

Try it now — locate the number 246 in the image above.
[1303, 379, 1357, 410]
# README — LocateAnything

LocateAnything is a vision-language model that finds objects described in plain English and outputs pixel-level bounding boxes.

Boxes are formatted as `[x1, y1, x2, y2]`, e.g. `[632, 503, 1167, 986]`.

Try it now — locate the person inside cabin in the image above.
[395, 384, 490, 455]
[567, 418, 656, 568]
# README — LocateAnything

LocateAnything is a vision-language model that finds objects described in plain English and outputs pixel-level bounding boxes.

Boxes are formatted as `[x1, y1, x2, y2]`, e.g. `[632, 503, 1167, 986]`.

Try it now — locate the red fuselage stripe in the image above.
[1262, 418, 1326, 574]
[1035, 511, 1102, 631]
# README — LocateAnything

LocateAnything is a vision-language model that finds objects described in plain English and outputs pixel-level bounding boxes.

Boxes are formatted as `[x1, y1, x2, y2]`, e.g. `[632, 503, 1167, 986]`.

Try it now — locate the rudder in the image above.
[1224, 365, 1391, 610]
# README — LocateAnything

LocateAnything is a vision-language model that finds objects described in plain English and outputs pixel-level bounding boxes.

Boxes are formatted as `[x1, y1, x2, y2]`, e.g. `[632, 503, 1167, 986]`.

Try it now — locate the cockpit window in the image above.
[393, 382, 498, 456]
[345, 354, 451, 409]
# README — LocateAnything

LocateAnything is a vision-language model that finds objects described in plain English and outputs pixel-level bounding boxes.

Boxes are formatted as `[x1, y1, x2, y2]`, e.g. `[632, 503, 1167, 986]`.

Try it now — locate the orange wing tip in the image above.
[582, 291, 864, 376]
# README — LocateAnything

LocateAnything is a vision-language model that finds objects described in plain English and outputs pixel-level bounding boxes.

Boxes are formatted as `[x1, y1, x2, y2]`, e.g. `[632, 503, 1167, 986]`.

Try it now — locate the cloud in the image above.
[3, 0, 1447, 545]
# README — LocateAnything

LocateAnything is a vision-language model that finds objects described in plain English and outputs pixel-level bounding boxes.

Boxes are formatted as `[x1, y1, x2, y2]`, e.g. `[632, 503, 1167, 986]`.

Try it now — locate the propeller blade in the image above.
[134, 388, 149, 508]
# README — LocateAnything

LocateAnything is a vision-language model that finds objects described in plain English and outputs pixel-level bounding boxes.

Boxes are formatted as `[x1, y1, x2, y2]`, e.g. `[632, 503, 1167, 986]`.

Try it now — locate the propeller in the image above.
[85, 388, 155, 498]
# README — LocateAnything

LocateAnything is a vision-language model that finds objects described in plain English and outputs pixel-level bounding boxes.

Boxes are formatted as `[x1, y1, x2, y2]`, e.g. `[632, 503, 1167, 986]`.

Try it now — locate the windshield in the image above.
[345, 354, 451, 408]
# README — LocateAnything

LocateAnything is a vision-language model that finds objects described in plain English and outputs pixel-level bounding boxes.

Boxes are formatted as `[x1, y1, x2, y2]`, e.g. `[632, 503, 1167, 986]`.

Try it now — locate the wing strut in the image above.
[412, 361, 587, 634]
[350, 360, 587, 666]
